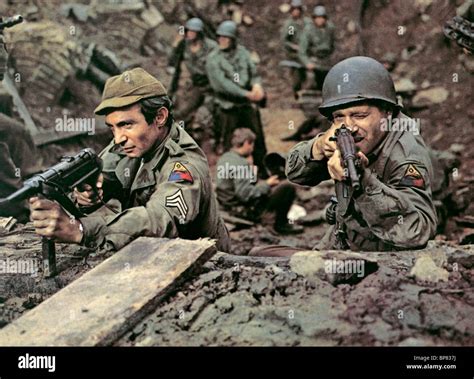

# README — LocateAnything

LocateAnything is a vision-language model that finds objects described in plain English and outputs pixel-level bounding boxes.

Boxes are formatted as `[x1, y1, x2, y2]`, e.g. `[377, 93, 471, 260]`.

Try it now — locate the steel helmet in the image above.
[313, 5, 327, 17]
[185, 17, 204, 32]
[319, 56, 400, 118]
[216, 20, 238, 39]
[290, 0, 304, 8]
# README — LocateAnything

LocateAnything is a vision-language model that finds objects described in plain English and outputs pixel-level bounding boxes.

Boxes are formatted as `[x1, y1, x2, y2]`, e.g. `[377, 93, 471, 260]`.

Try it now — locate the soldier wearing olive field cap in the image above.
[29, 67, 231, 253]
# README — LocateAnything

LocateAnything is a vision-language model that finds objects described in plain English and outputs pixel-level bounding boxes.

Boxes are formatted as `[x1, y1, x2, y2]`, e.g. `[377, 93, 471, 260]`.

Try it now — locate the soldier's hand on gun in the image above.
[246, 84, 265, 103]
[73, 174, 104, 206]
[357, 151, 369, 168]
[29, 197, 83, 243]
[312, 123, 339, 160]
[327, 149, 345, 181]
[266, 175, 280, 187]
[327, 150, 369, 182]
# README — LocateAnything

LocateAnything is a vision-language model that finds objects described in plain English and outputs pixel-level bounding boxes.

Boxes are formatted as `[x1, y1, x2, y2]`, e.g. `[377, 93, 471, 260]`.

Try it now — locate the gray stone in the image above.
[290, 250, 378, 285]
[412, 87, 449, 108]
[409, 255, 449, 283]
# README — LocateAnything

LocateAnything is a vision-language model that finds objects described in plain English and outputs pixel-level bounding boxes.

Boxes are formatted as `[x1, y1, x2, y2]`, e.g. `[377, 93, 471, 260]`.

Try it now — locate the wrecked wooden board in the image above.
[0, 237, 216, 346]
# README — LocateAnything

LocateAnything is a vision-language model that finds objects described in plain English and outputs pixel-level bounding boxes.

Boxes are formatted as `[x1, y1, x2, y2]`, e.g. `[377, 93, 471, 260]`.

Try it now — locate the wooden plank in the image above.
[0, 237, 216, 346]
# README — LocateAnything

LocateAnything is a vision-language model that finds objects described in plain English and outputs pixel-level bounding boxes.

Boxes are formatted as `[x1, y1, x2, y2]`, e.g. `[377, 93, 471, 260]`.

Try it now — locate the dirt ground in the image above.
[0, 0, 473, 346]
[117, 243, 474, 346]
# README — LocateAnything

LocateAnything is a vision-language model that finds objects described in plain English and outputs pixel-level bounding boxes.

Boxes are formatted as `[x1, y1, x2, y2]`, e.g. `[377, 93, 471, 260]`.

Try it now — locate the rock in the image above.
[420, 248, 448, 267]
[409, 256, 449, 283]
[60, 4, 92, 22]
[250, 51, 260, 65]
[369, 319, 401, 345]
[447, 248, 474, 269]
[412, 87, 449, 108]
[242, 15, 254, 26]
[140, 4, 164, 28]
[420, 79, 431, 89]
[394, 78, 417, 93]
[449, 143, 465, 154]
[196, 271, 223, 286]
[347, 20, 357, 34]
[421, 14, 431, 22]
[290, 250, 378, 285]
[279, 3, 291, 13]
[414, 0, 434, 13]
[398, 337, 436, 346]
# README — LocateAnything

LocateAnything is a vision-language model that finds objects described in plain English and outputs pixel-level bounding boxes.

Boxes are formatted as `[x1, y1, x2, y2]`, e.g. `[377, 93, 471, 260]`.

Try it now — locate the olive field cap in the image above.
[319, 56, 400, 118]
[94, 68, 167, 115]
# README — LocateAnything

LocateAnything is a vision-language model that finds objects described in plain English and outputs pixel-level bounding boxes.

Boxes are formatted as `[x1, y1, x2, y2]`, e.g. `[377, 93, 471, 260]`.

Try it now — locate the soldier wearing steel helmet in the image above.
[168, 17, 218, 138]
[250, 57, 437, 256]
[287, 56, 437, 251]
[298, 5, 336, 90]
[280, 0, 311, 98]
[206, 20, 267, 173]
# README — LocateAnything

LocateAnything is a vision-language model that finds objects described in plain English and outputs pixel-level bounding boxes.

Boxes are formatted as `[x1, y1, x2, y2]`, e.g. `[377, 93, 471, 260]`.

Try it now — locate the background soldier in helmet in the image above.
[280, 0, 310, 99]
[168, 17, 218, 144]
[298, 5, 335, 90]
[206, 20, 268, 174]
[250, 56, 437, 257]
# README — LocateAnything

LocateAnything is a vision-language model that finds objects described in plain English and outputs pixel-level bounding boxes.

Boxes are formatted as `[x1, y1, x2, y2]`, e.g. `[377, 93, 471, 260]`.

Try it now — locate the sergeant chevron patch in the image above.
[165, 189, 189, 219]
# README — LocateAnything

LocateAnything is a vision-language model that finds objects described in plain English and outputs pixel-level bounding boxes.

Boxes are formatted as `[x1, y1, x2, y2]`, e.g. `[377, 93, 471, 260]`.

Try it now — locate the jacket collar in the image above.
[111, 122, 186, 192]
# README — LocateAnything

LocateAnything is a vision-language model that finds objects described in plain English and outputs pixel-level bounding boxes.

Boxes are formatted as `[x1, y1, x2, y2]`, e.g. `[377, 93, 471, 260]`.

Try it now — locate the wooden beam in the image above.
[0, 237, 216, 346]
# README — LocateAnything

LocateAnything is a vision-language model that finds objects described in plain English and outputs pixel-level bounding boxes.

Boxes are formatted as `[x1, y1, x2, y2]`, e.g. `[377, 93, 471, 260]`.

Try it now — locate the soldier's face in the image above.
[242, 140, 255, 156]
[218, 36, 232, 50]
[105, 104, 168, 158]
[291, 8, 302, 18]
[186, 30, 198, 41]
[331, 104, 389, 155]
[314, 16, 326, 27]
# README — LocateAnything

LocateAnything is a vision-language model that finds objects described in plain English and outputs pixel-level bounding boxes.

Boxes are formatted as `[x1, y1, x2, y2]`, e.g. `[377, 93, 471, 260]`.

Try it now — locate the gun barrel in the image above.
[331, 124, 361, 190]
[0, 15, 23, 29]
[346, 158, 360, 191]
[2, 148, 102, 207]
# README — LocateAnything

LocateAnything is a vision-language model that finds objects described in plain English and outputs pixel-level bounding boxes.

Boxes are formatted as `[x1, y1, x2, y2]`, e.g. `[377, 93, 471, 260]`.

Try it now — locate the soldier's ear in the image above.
[155, 107, 169, 127]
